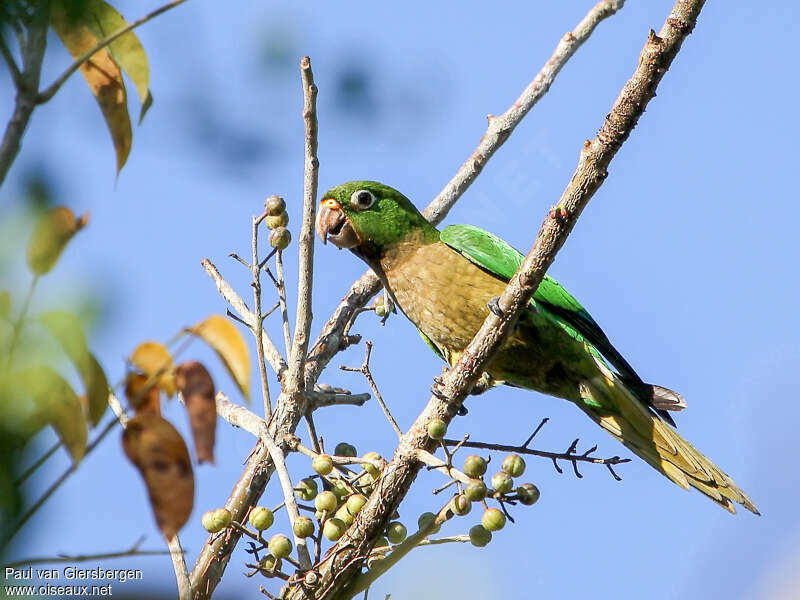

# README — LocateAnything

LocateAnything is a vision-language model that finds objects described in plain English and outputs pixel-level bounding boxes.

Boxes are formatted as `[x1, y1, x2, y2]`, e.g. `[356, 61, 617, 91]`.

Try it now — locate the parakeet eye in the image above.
[350, 189, 376, 210]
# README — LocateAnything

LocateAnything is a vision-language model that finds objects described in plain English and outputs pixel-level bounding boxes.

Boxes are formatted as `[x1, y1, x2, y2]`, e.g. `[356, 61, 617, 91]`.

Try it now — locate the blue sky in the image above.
[2, 1, 799, 598]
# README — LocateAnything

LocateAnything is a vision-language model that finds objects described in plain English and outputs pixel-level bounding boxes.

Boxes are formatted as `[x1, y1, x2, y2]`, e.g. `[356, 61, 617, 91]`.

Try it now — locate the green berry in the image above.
[268, 227, 291, 250]
[265, 212, 288, 229]
[248, 506, 274, 531]
[374, 303, 388, 317]
[323, 517, 346, 541]
[374, 536, 389, 549]
[481, 508, 506, 532]
[334, 442, 357, 458]
[469, 524, 492, 547]
[295, 477, 318, 501]
[517, 483, 541, 506]
[201, 508, 230, 533]
[463, 455, 487, 478]
[264, 195, 286, 216]
[417, 512, 440, 534]
[268, 534, 292, 559]
[346, 493, 367, 515]
[335, 505, 355, 527]
[491, 471, 513, 494]
[501, 453, 526, 477]
[386, 521, 407, 544]
[259, 555, 282, 577]
[427, 419, 447, 440]
[293, 516, 315, 538]
[330, 478, 351, 498]
[450, 494, 471, 516]
[464, 481, 487, 502]
[312, 455, 334, 476]
[361, 451, 382, 476]
[315, 490, 338, 513]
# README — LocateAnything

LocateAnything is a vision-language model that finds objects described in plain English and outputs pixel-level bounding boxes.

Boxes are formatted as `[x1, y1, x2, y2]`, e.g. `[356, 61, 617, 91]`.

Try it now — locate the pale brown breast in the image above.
[380, 240, 507, 355]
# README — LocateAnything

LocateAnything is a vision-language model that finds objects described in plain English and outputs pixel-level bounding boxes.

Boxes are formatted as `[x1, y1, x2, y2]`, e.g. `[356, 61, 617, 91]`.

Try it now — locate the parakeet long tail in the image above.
[578, 357, 759, 514]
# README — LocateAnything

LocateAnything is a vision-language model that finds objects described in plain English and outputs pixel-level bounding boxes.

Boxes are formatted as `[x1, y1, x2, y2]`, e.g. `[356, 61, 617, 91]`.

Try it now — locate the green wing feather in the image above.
[439, 224, 642, 384]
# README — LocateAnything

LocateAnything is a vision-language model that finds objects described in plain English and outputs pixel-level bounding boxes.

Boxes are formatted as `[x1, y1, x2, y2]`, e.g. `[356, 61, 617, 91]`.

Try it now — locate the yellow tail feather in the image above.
[579, 362, 759, 515]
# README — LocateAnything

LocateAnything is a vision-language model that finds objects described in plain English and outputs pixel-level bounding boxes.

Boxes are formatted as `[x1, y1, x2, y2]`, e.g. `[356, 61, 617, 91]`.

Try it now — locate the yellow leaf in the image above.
[18, 366, 87, 464]
[175, 362, 216, 464]
[187, 315, 250, 401]
[50, 2, 132, 173]
[83, 0, 152, 123]
[26, 207, 88, 275]
[39, 310, 109, 426]
[129, 341, 176, 397]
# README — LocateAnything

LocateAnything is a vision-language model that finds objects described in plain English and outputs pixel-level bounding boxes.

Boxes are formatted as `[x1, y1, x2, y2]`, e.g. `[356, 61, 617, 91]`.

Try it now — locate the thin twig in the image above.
[272, 255, 292, 357]
[36, 0, 188, 104]
[285, 56, 319, 394]
[0, 34, 22, 88]
[215, 391, 265, 438]
[15, 440, 60, 486]
[309, 390, 370, 409]
[3, 536, 172, 569]
[340, 342, 401, 438]
[168, 535, 192, 600]
[251, 213, 274, 420]
[202, 258, 287, 375]
[259, 428, 313, 570]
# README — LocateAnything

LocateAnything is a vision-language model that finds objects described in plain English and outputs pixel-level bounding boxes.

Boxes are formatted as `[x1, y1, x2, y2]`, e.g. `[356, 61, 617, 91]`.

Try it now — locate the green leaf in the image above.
[26, 207, 88, 276]
[0, 291, 10, 320]
[84, 0, 153, 123]
[39, 310, 109, 426]
[17, 366, 87, 464]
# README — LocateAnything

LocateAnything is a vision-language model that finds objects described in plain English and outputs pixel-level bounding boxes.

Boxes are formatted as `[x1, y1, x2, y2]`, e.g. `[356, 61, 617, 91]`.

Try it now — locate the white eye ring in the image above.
[350, 189, 376, 210]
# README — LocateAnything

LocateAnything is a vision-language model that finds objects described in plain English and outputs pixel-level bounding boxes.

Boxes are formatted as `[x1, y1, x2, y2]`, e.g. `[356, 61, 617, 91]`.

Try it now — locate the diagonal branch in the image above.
[289, 1, 707, 597]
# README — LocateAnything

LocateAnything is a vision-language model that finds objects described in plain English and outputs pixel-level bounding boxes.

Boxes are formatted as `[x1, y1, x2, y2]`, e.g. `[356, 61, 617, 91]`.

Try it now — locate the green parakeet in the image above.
[316, 180, 758, 514]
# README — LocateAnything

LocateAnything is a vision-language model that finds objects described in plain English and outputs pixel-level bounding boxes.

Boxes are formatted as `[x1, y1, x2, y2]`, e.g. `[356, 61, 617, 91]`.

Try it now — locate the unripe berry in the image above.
[201, 508, 231, 533]
[450, 494, 471, 516]
[501, 453, 526, 477]
[323, 517, 346, 540]
[268, 534, 292, 559]
[464, 481, 487, 502]
[386, 521, 407, 544]
[427, 419, 447, 440]
[374, 303, 388, 317]
[335, 505, 355, 527]
[517, 483, 541, 506]
[469, 524, 492, 547]
[259, 555, 282, 578]
[264, 195, 286, 216]
[374, 536, 389, 549]
[346, 493, 367, 515]
[269, 227, 291, 250]
[248, 506, 274, 531]
[491, 471, 513, 494]
[417, 512, 440, 534]
[330, 478, 351, 498]
[463, 455, 487, 478]
[361, 451, 382, 476]
[315, 490, 338, 513]
[481, 508, 506, 531]
[295, 477, 318, 501]
[312, 455, 334, 476]
[293, 516, 315, 538]
[334, 442, 357, 458]
[265, 212, 288, 229]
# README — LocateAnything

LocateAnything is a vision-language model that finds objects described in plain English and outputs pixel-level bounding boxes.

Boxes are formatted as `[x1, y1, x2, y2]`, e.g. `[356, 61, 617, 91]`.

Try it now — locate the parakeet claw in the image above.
[487, 296, 504, 318]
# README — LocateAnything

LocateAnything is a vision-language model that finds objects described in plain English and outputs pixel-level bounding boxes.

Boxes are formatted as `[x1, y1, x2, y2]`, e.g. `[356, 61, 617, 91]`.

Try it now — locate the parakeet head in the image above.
[316, 181, 437, 254]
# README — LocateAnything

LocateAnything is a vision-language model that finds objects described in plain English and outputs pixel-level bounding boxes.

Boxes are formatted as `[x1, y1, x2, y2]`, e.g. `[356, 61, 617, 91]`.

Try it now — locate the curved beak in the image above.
[315, 199, 360, 249]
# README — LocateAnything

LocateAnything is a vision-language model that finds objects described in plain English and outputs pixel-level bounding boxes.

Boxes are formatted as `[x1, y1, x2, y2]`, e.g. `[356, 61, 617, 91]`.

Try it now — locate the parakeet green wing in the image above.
[439, 224, 680, 423]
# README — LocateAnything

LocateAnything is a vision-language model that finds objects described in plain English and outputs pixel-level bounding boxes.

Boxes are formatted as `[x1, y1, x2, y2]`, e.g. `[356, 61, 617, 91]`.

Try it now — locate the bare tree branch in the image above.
[288, 1, 706, 597]
[168, 535, 192, 600]
[4, 536, 172, 569]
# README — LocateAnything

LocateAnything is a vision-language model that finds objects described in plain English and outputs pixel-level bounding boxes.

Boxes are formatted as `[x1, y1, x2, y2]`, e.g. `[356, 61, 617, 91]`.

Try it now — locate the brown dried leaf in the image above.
[17, 366, 87, 464]
[129, 341, 176, 397]
[50, 2, 132, 173]
[125, 372, 161, 416]
[186, 315, 250, 401]
[122, 413, 194, 540]
[26, 207, 88, 275]
[175, 361, 217, 464]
